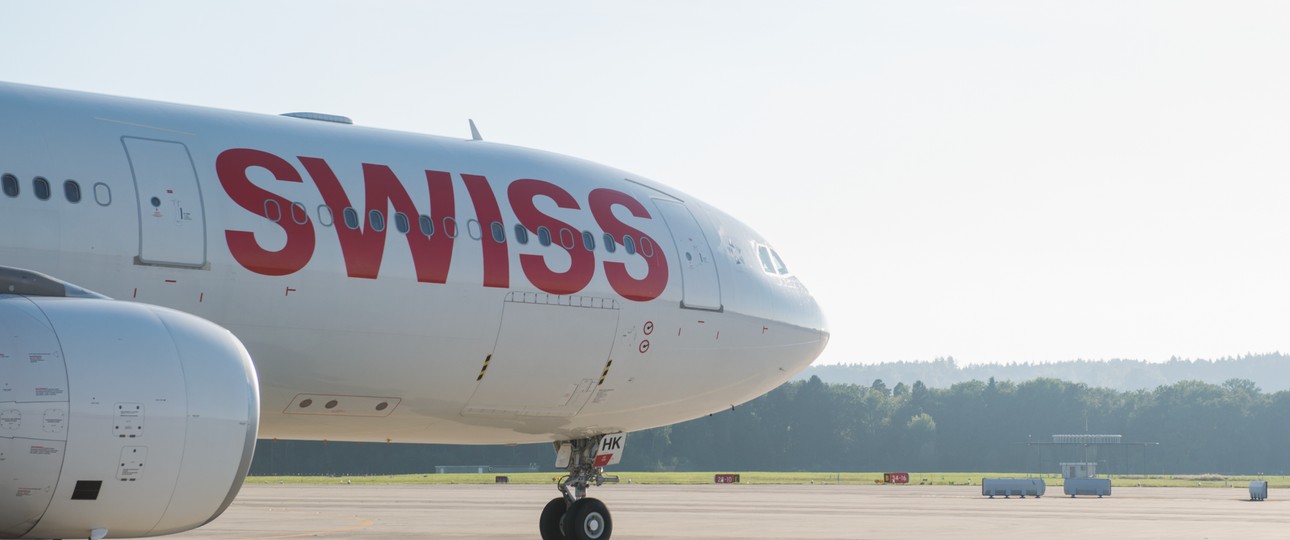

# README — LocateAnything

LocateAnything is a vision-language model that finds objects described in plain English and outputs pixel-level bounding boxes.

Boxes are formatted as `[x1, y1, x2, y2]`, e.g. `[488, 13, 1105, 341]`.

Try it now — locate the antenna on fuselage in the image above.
[468, 119, 483, 141]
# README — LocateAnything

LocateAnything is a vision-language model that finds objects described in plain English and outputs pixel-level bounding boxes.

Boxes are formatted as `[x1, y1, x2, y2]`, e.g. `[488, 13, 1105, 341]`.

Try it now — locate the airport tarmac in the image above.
[169, 483, 1289, 539]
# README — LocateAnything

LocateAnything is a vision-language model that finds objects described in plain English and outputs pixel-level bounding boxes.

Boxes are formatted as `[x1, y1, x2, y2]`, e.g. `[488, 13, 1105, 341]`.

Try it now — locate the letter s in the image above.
[217, 148, 315, 276]
[509, 179, 594, 295]
[589, 189, 668, 302]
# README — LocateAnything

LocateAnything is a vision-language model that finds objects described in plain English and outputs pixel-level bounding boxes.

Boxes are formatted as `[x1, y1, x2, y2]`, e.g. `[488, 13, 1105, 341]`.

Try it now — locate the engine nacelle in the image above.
[0, 295, 259, 539]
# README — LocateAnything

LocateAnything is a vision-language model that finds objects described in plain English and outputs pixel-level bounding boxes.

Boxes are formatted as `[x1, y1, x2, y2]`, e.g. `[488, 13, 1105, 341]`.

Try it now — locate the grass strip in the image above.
[245, 472, 1290, 488]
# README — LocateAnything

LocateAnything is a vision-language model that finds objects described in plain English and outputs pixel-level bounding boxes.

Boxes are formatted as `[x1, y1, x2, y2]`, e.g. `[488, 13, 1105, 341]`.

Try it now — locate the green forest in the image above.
[250, 374, 1290, 476]
[801, 353, 1290, 392]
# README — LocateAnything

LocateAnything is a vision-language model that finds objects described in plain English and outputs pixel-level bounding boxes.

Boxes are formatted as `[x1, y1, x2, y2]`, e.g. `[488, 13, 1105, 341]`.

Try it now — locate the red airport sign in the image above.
[883, 472, 909, 484]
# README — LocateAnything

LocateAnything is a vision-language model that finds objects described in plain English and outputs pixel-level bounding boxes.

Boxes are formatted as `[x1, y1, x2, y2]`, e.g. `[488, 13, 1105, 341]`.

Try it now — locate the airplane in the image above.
[0, 82, 829, 540]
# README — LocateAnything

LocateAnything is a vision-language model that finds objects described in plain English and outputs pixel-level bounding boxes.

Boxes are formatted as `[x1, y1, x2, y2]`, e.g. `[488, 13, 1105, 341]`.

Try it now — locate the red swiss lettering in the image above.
[219, 148, 671, 303]
[462, 174, 509, 288]
[300, 158, 386, 279]
[589, 188, 668, 301]
[508, 179, 595, 295]
[300, 158, 456, 282]
[217, 148, 315, 276]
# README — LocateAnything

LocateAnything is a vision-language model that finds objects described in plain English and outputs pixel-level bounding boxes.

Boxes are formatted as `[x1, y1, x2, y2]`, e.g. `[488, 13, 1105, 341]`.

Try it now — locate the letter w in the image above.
[300, 157, 455, 282]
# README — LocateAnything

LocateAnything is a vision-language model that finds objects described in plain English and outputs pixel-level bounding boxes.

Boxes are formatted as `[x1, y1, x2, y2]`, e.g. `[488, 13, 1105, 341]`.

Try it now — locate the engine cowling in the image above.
[0, 295, 259, 539]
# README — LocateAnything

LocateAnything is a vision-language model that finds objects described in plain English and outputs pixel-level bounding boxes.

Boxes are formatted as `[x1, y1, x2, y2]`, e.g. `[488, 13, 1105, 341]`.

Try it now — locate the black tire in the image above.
[540, 497, 568, 540]
[563, 497, 612, 540]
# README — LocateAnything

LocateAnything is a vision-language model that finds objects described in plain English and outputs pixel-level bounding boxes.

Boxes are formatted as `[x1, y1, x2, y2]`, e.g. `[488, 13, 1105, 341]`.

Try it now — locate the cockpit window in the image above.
[771, 250, 789, 275]
[757, 244, 791, 276]
[757, 245, 776, 274]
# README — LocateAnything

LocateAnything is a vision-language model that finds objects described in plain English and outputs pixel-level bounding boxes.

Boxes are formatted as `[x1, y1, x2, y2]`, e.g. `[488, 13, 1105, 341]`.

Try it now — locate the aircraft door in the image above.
[122, 137, 207, 268]
[462, 293, 620, 418]
[653, 200, 722, 311]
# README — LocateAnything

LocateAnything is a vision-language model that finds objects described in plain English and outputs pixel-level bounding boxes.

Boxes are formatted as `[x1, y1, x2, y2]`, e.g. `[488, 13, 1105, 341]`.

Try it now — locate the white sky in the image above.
[4, 2, 1290, 365]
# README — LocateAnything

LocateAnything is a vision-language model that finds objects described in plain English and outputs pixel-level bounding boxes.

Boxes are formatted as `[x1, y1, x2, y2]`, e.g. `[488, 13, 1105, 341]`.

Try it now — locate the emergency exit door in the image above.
[123, 138, 207, 267]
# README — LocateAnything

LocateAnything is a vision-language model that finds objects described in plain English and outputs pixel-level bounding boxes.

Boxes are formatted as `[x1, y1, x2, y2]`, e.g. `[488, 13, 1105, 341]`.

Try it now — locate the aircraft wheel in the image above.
[540, 497, 568, 540]
[563, 497, 612, 540]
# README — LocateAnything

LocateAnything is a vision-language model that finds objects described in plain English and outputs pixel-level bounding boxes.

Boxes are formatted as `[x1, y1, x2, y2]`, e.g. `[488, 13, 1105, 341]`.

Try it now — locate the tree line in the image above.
[249, 376, 1290, 476]
[801, 353, 1290, 392]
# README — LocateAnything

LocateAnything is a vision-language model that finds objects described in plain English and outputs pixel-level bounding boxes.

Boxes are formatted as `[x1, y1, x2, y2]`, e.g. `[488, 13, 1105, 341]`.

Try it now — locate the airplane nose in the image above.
[779, 279, 829, 335]
[771, 278, 830, 371]
[809, 294, 830, 346]
[803, 292, 830, 361]
[806, 290, 830, 336]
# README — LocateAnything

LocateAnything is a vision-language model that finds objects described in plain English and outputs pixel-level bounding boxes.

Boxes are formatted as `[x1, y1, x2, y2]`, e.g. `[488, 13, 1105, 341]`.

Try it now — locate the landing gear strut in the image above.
[539, 434, 622, 540]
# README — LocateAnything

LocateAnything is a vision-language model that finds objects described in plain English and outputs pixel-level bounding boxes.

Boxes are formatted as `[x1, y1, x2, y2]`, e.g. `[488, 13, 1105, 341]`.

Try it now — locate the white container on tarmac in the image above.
[982, 478, 1045, 498]
[1064, 478, 1111, 497]
[1250, 480, 1269, 501]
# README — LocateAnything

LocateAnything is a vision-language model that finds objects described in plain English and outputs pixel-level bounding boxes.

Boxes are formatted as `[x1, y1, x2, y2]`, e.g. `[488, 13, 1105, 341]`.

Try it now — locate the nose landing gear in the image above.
[539, 434, 623, 540]
[544, 497, 610, 540]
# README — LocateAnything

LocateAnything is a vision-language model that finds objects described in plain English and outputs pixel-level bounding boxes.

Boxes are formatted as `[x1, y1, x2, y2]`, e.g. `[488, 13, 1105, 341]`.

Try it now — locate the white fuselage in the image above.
[0, 82, 828, 445]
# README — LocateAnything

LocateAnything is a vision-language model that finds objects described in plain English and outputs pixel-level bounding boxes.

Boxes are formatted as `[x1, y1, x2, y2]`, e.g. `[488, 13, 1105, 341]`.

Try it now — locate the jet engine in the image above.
[0, 294, 259, 539]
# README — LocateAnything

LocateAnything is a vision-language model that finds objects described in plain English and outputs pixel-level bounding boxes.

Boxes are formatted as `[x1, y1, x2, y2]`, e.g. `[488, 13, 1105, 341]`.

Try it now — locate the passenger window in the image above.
[490, 221, 506, 243]
[757, 245, 776, 274]
[514, 224, 530, 245]
[582, 231, 596, 251]
[394, 212, 410, 234]
[559, 228, 575, 250]
[623, 235, 636, 256]
[537, 226, 552, 246]
[467, 219, 483, 240]
[33, 177, 50, 200]
[343, 207, 360, 230]
[368, 209, 386, 232]
[419, 214, 435, 236]
[317, 205, 334, 227]
[603, 233, 616, 253]
[2, 174, 17, 198]
[64, 180, 81, 203]
[640, 236, 655, 258]
[93, 182, 111, 206]
[443, 216, 458, 238]
[264, 199, 282, 223]
[290, 202, 308, 225]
